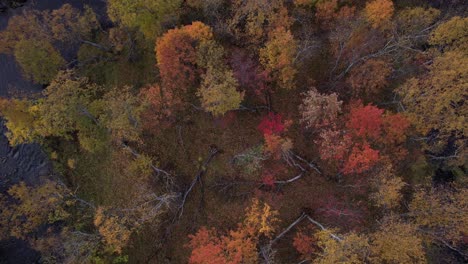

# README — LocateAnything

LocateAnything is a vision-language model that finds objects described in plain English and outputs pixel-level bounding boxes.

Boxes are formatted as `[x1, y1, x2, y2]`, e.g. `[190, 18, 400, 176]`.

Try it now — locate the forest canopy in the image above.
[0, 0, 466, 263]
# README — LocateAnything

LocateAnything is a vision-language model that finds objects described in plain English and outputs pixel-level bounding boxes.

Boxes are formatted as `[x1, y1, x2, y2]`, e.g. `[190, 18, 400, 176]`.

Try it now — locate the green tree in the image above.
[107, 0, 182, 39]
[14, 39, 65, 84]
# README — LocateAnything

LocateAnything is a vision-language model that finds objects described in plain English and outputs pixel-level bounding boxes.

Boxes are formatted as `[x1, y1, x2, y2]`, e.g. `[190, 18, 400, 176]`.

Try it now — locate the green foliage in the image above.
[14, 39, 65, 84]
[107, 0, 182, 39]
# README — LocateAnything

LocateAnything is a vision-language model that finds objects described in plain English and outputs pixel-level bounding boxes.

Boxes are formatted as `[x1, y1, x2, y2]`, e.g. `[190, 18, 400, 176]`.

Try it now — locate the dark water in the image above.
[0, 1, 106, 262]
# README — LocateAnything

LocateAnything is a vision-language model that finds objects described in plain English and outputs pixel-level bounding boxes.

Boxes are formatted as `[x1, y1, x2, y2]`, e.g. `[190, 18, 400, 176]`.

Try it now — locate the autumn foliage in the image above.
[155, 22, 213, 99]
[0, 1, 466, 263]
[187, 199, 279, 264]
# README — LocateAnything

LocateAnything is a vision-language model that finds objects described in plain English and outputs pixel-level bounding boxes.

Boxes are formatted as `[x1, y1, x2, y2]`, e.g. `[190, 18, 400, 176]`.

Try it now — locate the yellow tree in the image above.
[0, 180, 70, 240]
[197, 66, 244, 116]
[0, 98, 37, 145]
[429, 16, 468, 52]
[410, 186, 468, 247]
[260, 27, 297, 89]
[314, 230, 370, 264]
[397, 50, 467, 161]
[364, 0, 394, 29]
[370, 217, 426, 263]
[371, 164, 405, 209]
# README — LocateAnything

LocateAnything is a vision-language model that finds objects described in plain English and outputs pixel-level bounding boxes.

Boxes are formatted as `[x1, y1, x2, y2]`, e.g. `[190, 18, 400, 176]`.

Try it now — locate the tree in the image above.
[139, 84, 182, 132]
[33, 70, 106, 152]
[14, 39, 65, 84]
[0, 4, 100, 83]
[229, 48, 270, 98]
[314, 230, 370, 264]
[346, 59, 392, 98]
[370, 165, 405, 209]
[94, 207, 132, 254]
[0, 180, 70, 240]
[258, 112, 287, 136]
[155, 22, 213, 100]
[293, 226, 319, 261]
[370, 218, 426, 263]
[107, 0, 182, 39]
[188, 199, 279, 264]
[49, 4, 99, 43]
[364, 0, 394, 29]
[429, 16, 468, 52]
[0, 98, 36, 145]
[196, 40, 244, 116]
[342, 143, 380, 175]
[396, 7, 440, 35]
[300, 87, 342, 129]
[397, 51, 466, 152]
[315, 0, 356, 30]
[228, 0, 292, 47]
[346, 103, 384, 140]
[410, 186, 468, 247]
[187, 227, 229, 264]
[197, 67, 244, 116]
[317, 103, 409, 175]
[260, 27, 297, 89]
[97, 86, 142, 143]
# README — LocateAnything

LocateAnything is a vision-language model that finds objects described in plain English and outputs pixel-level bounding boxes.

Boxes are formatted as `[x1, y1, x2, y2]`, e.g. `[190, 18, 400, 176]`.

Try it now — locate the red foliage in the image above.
[293, 230, 318, 259]
[342, 142, 380, 175]
[261, 172, 276, 187]
[382, 113, 411, 144]
[258, 112, 286, 135]
[346, 103, 384, 139]
[156, 30, 198, 96]
[187, 227, 227, 264]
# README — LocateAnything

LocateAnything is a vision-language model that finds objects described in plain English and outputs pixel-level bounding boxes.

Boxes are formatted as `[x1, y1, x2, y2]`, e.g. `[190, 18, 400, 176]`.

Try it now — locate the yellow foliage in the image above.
[410, 187, 468, 245]
[314, 230, 370, 264]
[364, 0, 394, 29]
[197, 66, 244, 116]
[2, 180, 69, 239]
[370, 218, 426, 263]
[260, 27, 297, 89]
[94, 207, 132, 254]
[371, 166, 405, 209]
[430, 16, 468, 52]
[0, 98, 37, 145]
[398, 51, 467, 145]
[396, 7, 440, 34]
[243, 198, 280, 238]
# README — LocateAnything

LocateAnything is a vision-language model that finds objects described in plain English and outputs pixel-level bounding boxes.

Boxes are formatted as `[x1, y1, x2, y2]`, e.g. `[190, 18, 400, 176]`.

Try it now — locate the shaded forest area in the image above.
[0, 0, 466, 263]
